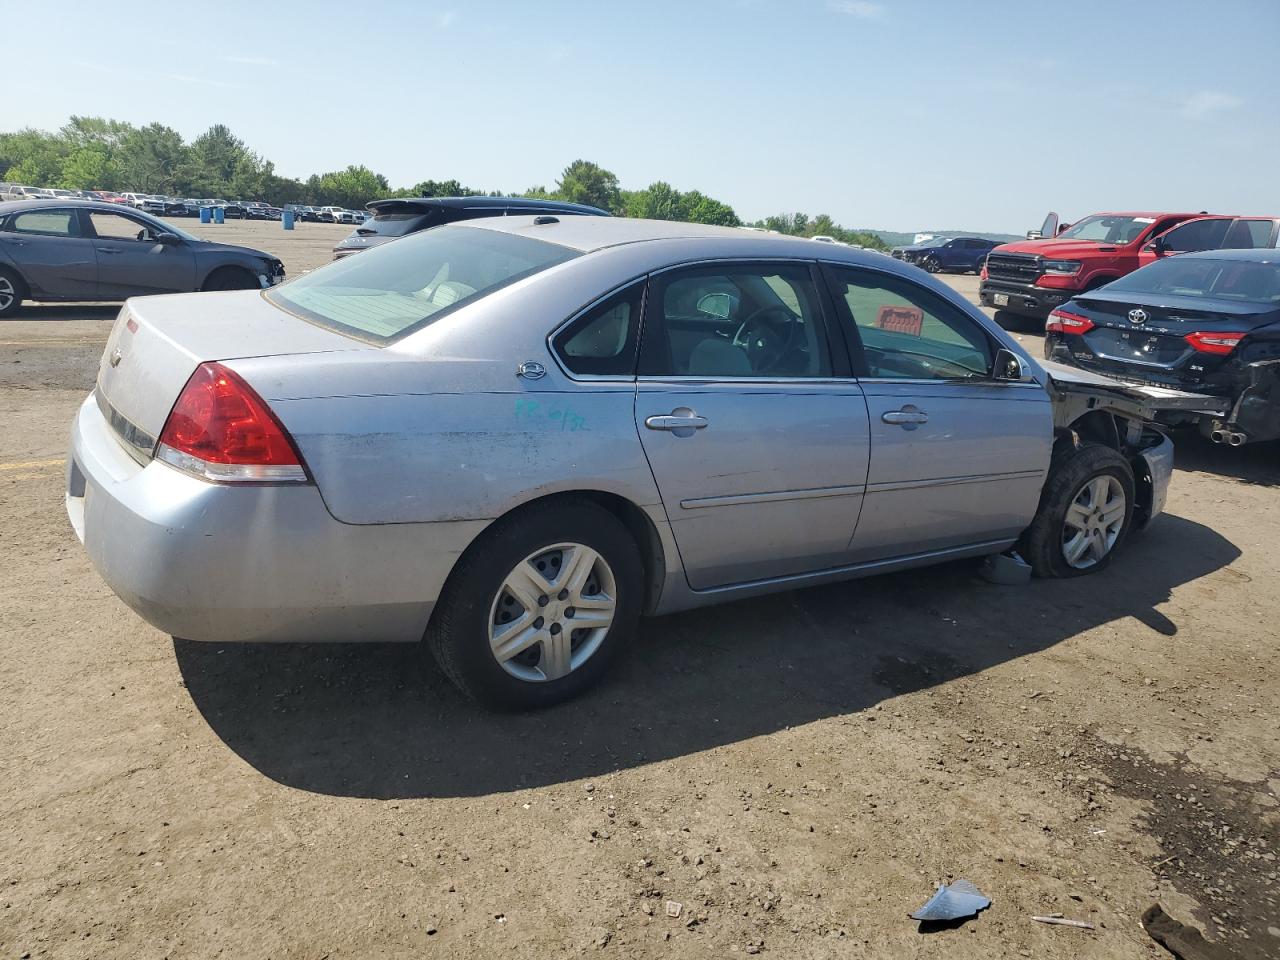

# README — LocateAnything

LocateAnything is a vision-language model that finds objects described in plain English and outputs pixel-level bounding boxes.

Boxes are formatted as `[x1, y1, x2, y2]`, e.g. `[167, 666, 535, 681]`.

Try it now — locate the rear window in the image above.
[357, 211, 432, 238]
[267, 225, 579, 342]
[1106, 258, 1280, 304]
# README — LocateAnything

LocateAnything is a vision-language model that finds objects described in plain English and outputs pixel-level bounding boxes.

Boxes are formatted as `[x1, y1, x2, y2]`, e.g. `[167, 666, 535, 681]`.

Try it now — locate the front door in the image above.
[0, 207, 97, 298]
[822, 264, 1052, 561]
[84, 209, 196, 298]
[634, 261, 870, 590]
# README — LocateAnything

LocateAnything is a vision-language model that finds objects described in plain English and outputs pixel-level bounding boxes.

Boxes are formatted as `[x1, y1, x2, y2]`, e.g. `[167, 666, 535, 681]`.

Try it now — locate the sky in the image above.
[7, 0, 1278, 233]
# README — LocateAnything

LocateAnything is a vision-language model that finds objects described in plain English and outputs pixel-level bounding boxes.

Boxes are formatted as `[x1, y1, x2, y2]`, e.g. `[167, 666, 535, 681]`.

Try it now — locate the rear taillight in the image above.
[1046, 308, 1095, 335]
[1184, 331, 1245, 356]
[156, 362, 308, 482]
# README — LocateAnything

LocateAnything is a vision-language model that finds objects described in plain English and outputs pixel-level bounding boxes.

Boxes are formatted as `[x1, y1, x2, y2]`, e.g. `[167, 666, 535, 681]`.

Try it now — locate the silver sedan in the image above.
[67, 216, 1170, 708]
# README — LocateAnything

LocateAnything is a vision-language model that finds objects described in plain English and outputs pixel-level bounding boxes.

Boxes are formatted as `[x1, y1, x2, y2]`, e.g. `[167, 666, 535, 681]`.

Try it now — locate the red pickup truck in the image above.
[979, 211, 1204, 324]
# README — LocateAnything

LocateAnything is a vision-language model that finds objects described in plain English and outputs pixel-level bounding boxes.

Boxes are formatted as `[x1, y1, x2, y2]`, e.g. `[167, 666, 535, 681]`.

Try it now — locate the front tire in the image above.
[0, 267, 26, 318]
[923, 255, 941, 273]
[1020, 442, 1135, 578]
[201, 268, 259, 291]
[426, 499, 643, 710]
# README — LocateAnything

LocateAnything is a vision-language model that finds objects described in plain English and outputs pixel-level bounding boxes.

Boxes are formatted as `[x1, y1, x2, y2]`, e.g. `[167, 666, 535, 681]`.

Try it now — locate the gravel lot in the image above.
[2, 220, 1277, 959]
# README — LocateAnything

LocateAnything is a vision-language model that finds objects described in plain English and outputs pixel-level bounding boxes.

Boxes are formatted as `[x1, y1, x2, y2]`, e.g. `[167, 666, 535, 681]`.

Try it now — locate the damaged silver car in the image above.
[67, 216, 1209, 709]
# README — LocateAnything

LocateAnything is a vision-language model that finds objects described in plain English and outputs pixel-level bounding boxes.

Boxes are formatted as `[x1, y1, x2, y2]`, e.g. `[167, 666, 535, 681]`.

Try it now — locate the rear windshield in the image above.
[1105, 258, 1280, 304]
[356, 211, 430, 237]
[267, 225, 579, 342]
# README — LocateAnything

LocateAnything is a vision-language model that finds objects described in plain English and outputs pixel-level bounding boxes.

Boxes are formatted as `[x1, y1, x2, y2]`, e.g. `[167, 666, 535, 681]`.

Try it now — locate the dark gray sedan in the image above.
[0, 200, 285, 317]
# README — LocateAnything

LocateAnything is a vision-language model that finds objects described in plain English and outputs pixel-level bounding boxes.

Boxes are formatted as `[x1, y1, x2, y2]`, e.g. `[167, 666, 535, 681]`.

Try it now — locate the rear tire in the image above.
[1019, 442, 1135, 578]
[426, 499, 643, 710]
[0, 267, 26, 318]
[201, 268, 259, 291]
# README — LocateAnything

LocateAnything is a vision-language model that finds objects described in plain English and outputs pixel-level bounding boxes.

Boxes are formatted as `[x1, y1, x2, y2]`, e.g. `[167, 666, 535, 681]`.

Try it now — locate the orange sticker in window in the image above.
[875, 305, 924, 336]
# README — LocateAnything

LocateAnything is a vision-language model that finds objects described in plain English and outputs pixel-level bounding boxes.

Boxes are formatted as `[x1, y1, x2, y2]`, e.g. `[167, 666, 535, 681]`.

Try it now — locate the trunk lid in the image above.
[96, 290, 369, 447]
[1066, 291, 1279, 388]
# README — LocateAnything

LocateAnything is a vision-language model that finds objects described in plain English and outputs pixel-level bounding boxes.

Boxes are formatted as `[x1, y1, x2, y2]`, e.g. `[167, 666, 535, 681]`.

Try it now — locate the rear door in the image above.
[822, 264, 1051, 561]
[85, 208, 196, 297]
[634, 260, 871, 589]
[0, 207, 97, 298]
[1138, 218, 1230, 267]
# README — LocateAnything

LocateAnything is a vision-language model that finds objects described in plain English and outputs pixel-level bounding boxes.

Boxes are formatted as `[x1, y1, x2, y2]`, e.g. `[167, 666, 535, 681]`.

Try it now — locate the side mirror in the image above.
[155, 232, 181, 246]
[993, 347, 1023, 381]
[1147, 235, 1168, 255]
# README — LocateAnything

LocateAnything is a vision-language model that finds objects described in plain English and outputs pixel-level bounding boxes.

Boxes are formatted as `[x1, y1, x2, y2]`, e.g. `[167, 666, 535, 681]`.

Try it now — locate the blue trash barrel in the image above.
[199, 206, 212, 224]
[213, 206, 225, 224]
[282, 209, 295, 230]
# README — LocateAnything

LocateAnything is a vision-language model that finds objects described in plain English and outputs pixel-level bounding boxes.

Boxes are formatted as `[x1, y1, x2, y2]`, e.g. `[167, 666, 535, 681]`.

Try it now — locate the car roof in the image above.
[1179, 248, 1279, 263]
[459, 214, 867, 257]
[366, 195, 610, 216]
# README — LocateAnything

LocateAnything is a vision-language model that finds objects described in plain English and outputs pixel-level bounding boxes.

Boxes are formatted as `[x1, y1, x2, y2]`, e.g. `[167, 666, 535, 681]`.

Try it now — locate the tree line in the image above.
[0, 116, 887, 248]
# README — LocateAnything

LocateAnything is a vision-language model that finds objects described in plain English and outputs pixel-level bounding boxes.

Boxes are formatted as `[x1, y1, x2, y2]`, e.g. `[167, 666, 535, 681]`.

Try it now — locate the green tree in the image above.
[554, 159, 621, 212]
[58, 148, 116, 190]
[118, 123, 187, 193]
[306, 165, 391, 207]
[680, 190, 740, 227]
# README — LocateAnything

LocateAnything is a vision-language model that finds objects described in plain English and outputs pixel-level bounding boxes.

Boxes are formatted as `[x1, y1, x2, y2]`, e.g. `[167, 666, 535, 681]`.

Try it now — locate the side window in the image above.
[552, 283, 643, 377]
[828, 267, 993, 381]
[639, 264, 833, 378]
[1223, 219, 1275, 250]
[1163, 219, 1230, 252]
[10, 209, 79, 237]
[88, 211, 152, 241]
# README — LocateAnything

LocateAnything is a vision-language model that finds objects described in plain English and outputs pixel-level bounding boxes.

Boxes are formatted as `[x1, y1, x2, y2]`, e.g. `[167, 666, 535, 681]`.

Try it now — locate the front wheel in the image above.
[923, 255, 941, 273]
[426, 499, 643, 709]
[1019, 442, 1135, 578]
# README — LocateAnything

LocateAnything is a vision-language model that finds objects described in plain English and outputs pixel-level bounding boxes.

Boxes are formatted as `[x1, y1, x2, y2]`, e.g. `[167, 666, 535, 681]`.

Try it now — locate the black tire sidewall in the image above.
[202, 268, 258, 292]
[1022, 444, 1136, 578]
[0, 267, 25, 318]
[427, 501, 643, 710]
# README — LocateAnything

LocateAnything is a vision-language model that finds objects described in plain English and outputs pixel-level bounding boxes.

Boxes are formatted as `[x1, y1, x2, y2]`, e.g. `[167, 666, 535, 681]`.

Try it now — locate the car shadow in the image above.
[6, 303, 120, 322]
[1171, 430, 1280, 487]
[175, 513, 1238, 799]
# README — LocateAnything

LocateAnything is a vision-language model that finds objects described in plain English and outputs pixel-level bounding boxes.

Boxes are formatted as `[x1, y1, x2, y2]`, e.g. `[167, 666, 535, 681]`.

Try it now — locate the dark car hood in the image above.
[191, 239, 275, 261]
[1075, 288, 1280, 321]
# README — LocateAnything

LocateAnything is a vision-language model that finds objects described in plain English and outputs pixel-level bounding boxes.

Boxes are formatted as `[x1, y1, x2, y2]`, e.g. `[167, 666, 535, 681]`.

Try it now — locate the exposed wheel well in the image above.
[200, 265, 257, 291]
[1060, 410, 1121, 452]
[1083, 274, 1117, 291]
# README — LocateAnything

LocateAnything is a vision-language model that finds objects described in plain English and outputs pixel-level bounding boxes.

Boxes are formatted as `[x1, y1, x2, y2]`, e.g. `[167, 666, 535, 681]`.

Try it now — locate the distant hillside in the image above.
[863, 229, 1023, 248]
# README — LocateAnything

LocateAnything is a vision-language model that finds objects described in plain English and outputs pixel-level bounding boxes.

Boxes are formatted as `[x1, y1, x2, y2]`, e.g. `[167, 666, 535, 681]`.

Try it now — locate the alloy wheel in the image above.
[488, 542, 617, 682]
[0, 276, 14, 311]
[1061, 475, 1126, 569]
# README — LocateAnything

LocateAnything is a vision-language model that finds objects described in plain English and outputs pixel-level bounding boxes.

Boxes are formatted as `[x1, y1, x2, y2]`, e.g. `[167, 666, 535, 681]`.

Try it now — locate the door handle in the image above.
[645, 408, 709, 436]
[882, 406, 929, 426]
[98, 248, 122, 255]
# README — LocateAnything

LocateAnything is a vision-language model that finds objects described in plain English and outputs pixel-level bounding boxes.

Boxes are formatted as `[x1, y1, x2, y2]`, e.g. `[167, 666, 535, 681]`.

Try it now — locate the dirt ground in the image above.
[2, 220, 1277, 960]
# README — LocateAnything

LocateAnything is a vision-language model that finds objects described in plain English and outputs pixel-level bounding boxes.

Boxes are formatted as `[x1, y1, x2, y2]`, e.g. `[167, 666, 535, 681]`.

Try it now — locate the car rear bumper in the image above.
[980, 279, 1071, 320]
[66, 393, 486, 644]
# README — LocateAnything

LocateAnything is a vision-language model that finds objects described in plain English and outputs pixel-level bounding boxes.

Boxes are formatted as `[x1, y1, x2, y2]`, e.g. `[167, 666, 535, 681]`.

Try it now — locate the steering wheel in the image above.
[732, 305, 799, 373]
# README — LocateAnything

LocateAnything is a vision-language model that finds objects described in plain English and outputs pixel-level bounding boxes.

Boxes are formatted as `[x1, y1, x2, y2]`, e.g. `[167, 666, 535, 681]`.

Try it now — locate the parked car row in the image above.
[0, 183, 368, 224]
[891, 236, 1001, 274]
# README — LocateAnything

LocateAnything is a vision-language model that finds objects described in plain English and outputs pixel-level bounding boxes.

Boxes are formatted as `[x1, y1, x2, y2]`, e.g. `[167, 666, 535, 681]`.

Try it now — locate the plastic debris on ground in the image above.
[910, 879, 991, 922]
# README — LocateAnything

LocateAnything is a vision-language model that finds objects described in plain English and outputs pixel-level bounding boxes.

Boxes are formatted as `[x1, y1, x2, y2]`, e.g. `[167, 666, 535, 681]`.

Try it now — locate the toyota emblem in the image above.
[1128, 308, 1148, 325]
